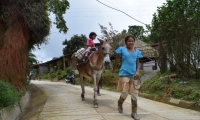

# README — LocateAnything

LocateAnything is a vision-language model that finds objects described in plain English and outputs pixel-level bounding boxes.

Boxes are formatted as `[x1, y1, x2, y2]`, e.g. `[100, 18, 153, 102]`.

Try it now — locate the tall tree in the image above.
[128, 25, 145, 39]
[0, 0, 70, 89]
[149, 0, 200, 78]
[63, 34, 87, 55]
[128, 25, 152, 43]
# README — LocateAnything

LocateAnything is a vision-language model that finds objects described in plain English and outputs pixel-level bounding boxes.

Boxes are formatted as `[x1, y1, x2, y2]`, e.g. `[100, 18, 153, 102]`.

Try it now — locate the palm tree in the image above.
[28, 52, 37, 65]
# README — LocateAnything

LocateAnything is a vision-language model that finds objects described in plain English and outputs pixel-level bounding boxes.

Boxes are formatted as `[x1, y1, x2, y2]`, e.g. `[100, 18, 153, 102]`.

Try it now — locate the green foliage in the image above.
[49, 70, 57, 78]
[149, 0, 200, 78]
[39, 67, 73, 80]
[57, 60, 62, 70]
[0, 0, 70, 50]
[61, 70, 66, 76]
[48, 0, 70, 33]
[128, 25, 152, 43]
[28, 52, 37, 65]
[42, 74, 50, 79]
[128, 25, 145, 39]
[65, 67, 72, 74]
[0, 80, 20, 109]
[140, 72, 200, 102]
[38, 73, 51, 80]
[63, 34, 87, 55]
[102, 70, 118, 87]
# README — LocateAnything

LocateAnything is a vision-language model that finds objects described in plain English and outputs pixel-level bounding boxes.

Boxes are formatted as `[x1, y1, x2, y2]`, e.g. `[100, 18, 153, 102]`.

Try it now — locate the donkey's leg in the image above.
[80, 75, 85, 101]
[97, 76, 102, 96]
[83, 77, 87, 93]
[93, 74, 98, 108]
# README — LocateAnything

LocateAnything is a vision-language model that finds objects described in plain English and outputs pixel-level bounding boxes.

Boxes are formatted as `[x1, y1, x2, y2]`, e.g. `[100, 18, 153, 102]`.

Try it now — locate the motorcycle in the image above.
[65, 70, 75, 85]
[28, 71, 35, 80]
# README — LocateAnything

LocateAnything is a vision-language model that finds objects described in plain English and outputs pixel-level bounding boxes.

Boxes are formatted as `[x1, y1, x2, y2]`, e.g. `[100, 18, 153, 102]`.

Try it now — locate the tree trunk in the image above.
[159, 41, 168, 73]
[0, 14, 28, 90]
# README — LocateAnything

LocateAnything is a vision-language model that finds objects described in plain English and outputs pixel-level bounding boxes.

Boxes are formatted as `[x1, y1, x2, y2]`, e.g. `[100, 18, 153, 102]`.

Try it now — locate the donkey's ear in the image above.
[98, 38, 104, 44]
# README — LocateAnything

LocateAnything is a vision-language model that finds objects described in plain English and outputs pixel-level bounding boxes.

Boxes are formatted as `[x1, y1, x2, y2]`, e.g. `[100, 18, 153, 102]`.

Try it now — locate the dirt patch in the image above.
[18, 84, 47, 120]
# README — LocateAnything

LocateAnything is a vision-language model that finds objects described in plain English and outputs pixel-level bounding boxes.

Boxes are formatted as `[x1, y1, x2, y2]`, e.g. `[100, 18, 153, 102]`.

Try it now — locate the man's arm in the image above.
[135, 58, 140, 77]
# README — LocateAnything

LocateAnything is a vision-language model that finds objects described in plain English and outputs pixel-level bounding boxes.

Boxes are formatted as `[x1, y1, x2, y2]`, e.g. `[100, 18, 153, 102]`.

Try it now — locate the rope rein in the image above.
[131, 77, 141, 90]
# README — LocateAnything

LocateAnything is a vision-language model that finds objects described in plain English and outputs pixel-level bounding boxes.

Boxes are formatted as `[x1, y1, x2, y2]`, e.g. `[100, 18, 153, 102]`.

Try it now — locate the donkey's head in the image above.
[98, 38, 112, 66]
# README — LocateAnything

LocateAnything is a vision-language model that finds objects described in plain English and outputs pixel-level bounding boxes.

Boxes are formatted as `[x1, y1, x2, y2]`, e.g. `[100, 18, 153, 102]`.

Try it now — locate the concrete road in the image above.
[31, 81, 200, 120]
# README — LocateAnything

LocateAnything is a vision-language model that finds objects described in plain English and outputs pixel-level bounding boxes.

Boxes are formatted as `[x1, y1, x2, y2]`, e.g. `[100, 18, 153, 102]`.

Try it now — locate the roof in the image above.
[134, 40, 159, 58]
[32, 55, 71, 67]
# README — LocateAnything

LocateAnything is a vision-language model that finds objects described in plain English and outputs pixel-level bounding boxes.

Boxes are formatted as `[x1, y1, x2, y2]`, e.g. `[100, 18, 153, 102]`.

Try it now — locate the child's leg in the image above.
[85, 47, 91, 56]
[85, 51, 89, 56]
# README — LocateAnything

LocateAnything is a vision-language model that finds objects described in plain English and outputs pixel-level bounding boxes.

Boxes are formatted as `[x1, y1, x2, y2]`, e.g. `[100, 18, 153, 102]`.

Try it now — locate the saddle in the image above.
[77, 48, 97, 64]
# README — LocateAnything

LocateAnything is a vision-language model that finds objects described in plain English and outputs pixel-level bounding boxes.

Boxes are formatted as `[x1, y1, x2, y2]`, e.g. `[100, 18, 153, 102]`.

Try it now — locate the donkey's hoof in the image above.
[94, 104, 98, 108]
[93, 100, 98, 108]
[81, 94, 85, 101]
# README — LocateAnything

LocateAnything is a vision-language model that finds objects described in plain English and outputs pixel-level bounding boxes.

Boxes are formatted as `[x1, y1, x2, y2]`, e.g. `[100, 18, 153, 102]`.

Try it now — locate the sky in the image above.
[32, 0, 167, 63]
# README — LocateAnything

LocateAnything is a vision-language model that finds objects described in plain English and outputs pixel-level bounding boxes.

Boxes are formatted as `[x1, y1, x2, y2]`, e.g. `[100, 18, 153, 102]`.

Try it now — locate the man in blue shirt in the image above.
[112, 35, 143, 120]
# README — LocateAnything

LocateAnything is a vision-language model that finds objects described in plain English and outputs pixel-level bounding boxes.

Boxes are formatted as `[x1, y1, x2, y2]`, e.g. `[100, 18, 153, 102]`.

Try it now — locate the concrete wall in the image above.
[0, 92, 30, 120]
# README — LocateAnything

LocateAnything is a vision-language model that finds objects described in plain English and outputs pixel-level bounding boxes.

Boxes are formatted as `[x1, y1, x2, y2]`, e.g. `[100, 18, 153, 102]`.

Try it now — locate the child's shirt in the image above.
[115, 46, 143, 78]
[86, 38, 95, 47]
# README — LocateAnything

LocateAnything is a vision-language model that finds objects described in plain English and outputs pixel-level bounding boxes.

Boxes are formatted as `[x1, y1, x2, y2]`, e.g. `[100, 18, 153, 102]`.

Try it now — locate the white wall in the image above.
[141, 61, 160, 71]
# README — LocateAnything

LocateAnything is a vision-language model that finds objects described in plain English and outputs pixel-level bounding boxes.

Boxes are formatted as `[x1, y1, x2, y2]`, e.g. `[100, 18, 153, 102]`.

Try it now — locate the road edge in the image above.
[18, 83, 47, 120]
[0, 92, 30, 120]
[139, 93, 200, 112]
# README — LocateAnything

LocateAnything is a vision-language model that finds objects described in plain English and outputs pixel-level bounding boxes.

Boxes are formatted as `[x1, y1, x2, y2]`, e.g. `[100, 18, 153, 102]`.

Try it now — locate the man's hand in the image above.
[134, 71, 140, 78]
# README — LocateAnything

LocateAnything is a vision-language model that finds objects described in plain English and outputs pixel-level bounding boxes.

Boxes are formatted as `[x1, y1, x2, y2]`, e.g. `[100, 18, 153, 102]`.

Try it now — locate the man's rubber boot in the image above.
[131, 98, 140, 120]
[118, 96, 125, 113]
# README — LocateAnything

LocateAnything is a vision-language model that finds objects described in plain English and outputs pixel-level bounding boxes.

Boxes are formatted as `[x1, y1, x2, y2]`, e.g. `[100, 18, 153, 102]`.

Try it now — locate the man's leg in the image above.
[131, 93, 140, 120]
[118, 92, 128, 113]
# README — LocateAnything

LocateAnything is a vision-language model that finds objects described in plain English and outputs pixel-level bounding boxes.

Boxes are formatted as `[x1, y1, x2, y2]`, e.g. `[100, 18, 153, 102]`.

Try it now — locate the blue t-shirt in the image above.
[115, 46, 143, 78]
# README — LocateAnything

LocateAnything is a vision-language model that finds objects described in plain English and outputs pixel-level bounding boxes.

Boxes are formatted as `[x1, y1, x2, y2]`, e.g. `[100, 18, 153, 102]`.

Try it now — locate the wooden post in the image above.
[140, 63, 144, 70]
[154, 59, 157, 70]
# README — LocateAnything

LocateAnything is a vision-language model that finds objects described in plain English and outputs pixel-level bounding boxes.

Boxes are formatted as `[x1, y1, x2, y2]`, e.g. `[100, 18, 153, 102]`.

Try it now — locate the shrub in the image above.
[65, 67, 72, 74]
[102, 70, 119, 87]
[0, 80, 20, 109]
[42, 74, 50, 79]
[49, 70, 57, 78]
[140, 72, 200, 102]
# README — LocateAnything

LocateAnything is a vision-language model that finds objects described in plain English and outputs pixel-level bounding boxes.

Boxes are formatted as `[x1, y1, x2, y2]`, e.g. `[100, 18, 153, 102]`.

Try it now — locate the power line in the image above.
[64, 15, 151, 17]
[106, 0, 118, 8]
[68, 6, 157, 9]
[96, 0, 146, 25]
[66, 10, 154, 13]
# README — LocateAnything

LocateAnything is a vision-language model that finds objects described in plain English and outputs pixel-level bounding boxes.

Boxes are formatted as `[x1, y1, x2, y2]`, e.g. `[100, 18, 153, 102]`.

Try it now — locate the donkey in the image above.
[77, 38, 112, 108]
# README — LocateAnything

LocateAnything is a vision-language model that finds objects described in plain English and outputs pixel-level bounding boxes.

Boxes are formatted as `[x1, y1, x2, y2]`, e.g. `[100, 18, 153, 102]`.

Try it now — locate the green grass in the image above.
[0, 80, 22, 109]
[140, 71, 200, 102]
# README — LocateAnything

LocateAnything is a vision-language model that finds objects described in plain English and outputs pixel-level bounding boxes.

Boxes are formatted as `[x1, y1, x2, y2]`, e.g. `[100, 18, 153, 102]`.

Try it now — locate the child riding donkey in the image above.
[84, 32, 97, 58]
[74, 32, 97, 62]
